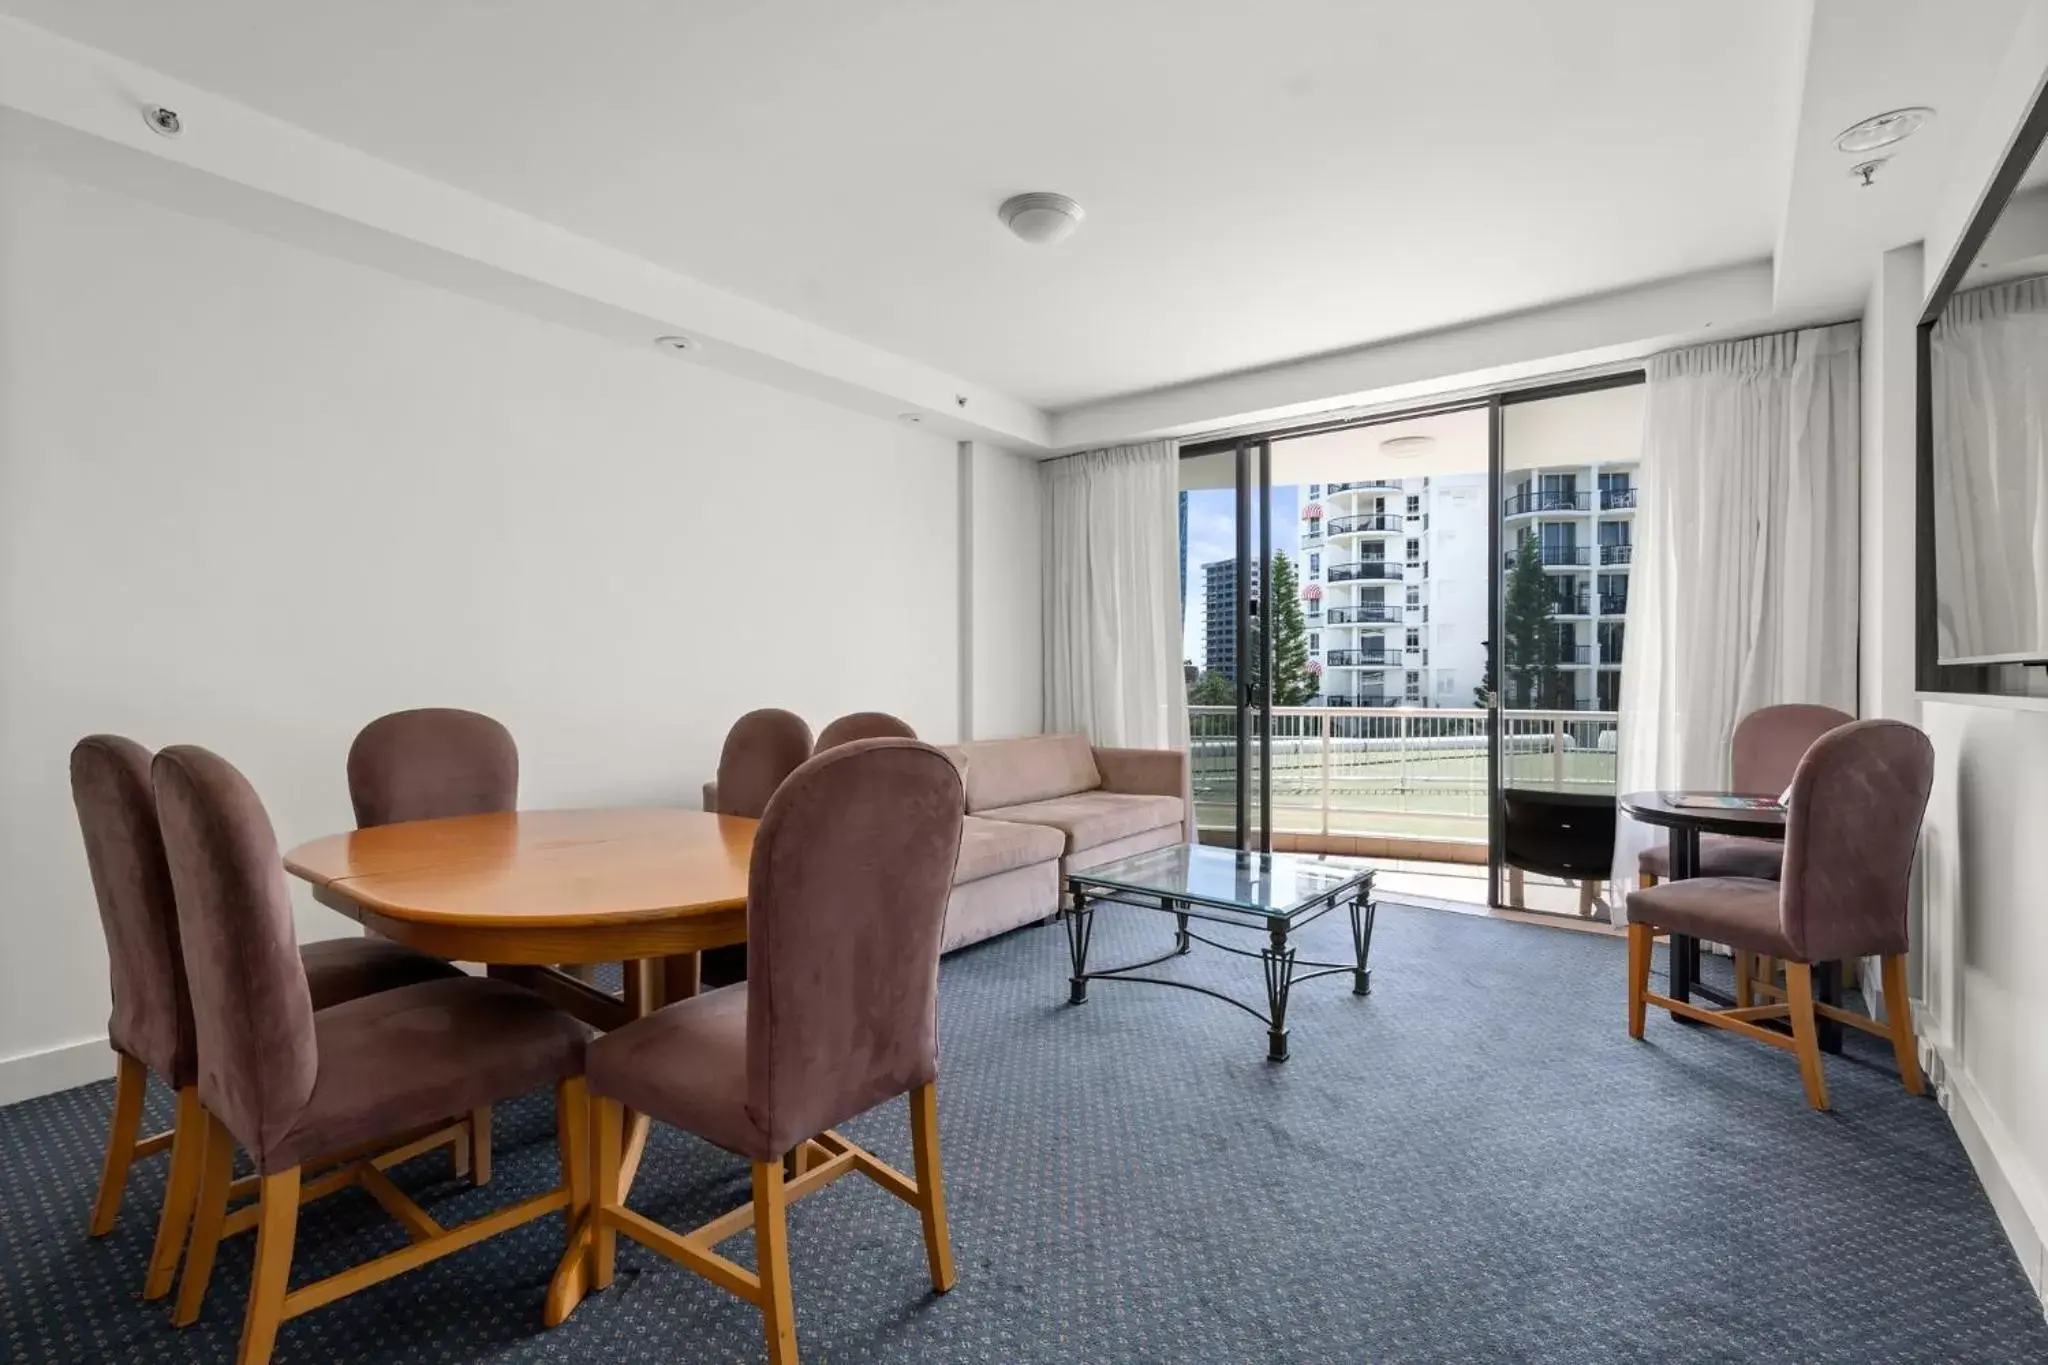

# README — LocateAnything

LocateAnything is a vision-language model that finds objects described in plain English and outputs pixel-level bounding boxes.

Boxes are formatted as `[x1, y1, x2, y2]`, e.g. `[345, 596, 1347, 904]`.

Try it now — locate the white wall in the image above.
[963, 443, 1045, 739]
[0, 154, 989, 1099]
[1917, 698, 2048, 1299]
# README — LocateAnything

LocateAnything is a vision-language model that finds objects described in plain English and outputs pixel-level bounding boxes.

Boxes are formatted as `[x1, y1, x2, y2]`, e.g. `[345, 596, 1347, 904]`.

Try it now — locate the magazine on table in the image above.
[1661, 792, 1788, 812]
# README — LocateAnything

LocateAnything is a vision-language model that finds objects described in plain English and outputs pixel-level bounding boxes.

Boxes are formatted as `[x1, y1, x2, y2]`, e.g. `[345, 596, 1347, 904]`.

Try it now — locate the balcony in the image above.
[1553, 591, 1592, 616]
[1599, 593, 1629, 615]
[1507, 544, 1592, 569]
[1324, 603, 1402, 624]
[1600, 487, 1638, 511]
[1187, 705, 1621, 843]
[1556, 645, 1593, 665]
[1326, 649, 1393, 668]
[1328, 560, 1404, 583]
[1327, 480, 1406, 495]
[1599, 543, 1633, 566]
[1303, 527, 1323, 543]
[1326, 513, 1404, 536]
[1505, 490, 1591, 516]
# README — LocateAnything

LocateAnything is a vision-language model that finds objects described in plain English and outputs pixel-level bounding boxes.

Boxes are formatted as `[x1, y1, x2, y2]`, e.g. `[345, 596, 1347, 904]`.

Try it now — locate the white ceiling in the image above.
[0, 0, 1806, 411]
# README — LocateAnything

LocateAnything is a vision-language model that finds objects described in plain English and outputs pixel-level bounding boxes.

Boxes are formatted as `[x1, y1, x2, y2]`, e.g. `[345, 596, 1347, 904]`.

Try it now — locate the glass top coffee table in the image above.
[1063, 844, 1376, 1062]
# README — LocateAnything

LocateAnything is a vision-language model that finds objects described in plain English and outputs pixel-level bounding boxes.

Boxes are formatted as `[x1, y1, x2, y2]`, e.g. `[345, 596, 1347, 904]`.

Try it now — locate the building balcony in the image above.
[1327, 480, 1406, 495]
[1327, 560, 1404, 583]
[1324, 603, 1402, 624]
[1600, 487, 1638, 511]
[1557, 645, 1593, 665]
[1326, 513, 1404, 536]
[1507, 545, 1591, 569]
[1599, 593, 1629, 615]
[1553, 591, 1592, 617]
[1599, 543, 1633, 566]
[1325, 649, 1394, 668]
[1504, 490, 1590, 516]
[1302, 527, 1323, 543]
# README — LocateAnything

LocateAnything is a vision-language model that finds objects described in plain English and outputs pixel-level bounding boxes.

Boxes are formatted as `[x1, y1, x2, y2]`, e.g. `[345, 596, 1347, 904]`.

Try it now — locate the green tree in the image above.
[1499, 536, 1565, 707]
[1188, 669, 1236, 706]
[1265, 552, 1317, 706]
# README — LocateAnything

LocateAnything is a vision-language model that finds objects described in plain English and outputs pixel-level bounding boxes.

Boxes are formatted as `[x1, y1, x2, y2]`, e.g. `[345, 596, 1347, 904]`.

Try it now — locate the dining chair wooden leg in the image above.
[1784, 961, 1831, 1111]
[1626, 922, 1652, 1040]
[143, 1086, 208, 1299]
[1732, 951, 1755, 1009]
[752, 1160, 800, 1365]
[470, 1106, 493, 1186]
[1638, 873, 1657, 890]
[90, 1053, 149, 1236]
[174, 1113, 238, 1327]
[591, 1097, 622, 1292]
[1882, 954, 1926, 1096]
[556, 1077, 590, 1252]
[237, 1168, 301, 1365]
[908, 1082, 955, 1294]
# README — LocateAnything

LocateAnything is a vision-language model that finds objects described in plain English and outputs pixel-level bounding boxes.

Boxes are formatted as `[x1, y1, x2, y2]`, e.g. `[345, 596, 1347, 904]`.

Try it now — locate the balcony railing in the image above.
[1328, 561, 1404, 582]
[1508, 544, 1592, 568]
[1326, 513, 1404, 535]
[1327, 480, 1406, 494]
[1557, 644, 1592, 664]
[1505, 490, 1591, 515]
[1303, 527, 1323, 543]
[1188, 705, 1621, 840]
[1324, 603, 1402, 624]
[1554, 591, 1592, 615]
[1325, 649, 1392, 667]
[1599, 543, 1634, 566]
[1600, 593, 1629, 615]
[1600, 487, 1638, 511]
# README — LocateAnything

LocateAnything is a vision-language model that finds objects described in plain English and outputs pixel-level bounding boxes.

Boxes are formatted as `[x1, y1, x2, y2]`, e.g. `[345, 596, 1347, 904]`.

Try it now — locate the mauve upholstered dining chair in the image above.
[349, 706, 522, 1160]
[71, 735, 471, 1305]
[1637, 702, 1853, 1005]
[1625, 719, 1935, 1110]
[153, 745, 590, 1365]
[813, 710, 917, 751]
[581, 738, 966, 1365]
[346, 707, 518, 828]
[701, 708, 815, 989]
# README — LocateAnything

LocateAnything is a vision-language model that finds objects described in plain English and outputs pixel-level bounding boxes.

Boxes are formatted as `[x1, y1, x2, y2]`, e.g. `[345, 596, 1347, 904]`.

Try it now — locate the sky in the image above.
[1181, 484, 1301, 667]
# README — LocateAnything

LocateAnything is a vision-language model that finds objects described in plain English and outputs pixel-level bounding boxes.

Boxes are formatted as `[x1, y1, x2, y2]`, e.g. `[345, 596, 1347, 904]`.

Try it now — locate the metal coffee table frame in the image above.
[1062, 866, 1376, 1062]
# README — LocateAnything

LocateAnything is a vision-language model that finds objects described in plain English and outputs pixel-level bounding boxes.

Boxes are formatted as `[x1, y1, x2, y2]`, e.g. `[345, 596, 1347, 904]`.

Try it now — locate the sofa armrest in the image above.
[1092, 746, 1187, 800]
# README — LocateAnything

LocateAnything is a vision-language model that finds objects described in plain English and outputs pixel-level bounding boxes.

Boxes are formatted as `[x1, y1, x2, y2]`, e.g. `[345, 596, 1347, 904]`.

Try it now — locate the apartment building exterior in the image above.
[1292, 461, 1634, 709]
[1296, 474, 1487, 707]
[1201, 556, 1259, 681]
[1503, 461, 1635, 710]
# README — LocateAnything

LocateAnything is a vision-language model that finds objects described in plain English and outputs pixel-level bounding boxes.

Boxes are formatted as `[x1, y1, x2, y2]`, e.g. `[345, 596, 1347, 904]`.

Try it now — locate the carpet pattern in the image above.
[3, 902, 2045, 1363]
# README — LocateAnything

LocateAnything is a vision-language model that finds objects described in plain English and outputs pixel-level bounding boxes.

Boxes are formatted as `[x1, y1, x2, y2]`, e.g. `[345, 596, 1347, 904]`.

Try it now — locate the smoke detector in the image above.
[998, 193, 1085, 246]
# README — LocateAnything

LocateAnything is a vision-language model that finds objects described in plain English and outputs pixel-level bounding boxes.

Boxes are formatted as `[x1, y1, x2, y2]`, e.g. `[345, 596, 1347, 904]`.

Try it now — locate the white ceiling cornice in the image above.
[0, 14, 1052, 450]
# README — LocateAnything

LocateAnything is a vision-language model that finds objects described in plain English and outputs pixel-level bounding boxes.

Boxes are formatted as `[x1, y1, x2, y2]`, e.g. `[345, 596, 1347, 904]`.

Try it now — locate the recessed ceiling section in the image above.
[0, 0, 1801, 410]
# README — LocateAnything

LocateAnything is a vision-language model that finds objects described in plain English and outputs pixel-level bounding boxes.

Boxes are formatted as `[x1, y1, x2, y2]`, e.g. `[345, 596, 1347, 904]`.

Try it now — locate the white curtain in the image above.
[1042, 441, 1189, 752]
[1611, 323, 1862, 920]
[1930, 276, 2048, 661]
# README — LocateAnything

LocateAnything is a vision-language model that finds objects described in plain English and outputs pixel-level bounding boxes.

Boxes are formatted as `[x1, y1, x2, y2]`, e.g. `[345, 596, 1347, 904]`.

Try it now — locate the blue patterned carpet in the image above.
[4, 901, 2045, 1364]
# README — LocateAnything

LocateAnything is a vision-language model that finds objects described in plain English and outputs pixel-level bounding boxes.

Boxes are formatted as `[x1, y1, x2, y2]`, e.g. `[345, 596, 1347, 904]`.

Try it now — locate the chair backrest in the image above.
[1731, 704, 1854, 795]
[745, 738, 964, 1157]
[1777, 719, 1935, 962]
[814, 711, 917, 752]
[347, 708, 518, 828]
[153, 746, 317, 1166]
[71, 735, 195, 1087]
[715, 708, 814, 819]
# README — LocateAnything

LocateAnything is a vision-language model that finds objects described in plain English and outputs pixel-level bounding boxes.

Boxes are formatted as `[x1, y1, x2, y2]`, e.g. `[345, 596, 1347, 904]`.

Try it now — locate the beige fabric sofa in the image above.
[937, 733, 1188, 951]
[704, 731, 1187, 954]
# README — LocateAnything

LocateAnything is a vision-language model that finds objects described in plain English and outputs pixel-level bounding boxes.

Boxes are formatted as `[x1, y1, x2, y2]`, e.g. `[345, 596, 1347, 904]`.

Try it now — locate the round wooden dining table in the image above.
[283, 806, 756, 1325]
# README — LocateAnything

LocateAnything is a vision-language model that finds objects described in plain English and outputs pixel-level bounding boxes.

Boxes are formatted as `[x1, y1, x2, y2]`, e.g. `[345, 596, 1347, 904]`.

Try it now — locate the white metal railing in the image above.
[1186, 705, 1619, 840]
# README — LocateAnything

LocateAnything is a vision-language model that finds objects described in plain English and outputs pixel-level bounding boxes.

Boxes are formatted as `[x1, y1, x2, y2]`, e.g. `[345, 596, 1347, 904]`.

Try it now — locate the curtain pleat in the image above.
[1041, 441, 1189, 753]
[1611, 323, 1862, 918]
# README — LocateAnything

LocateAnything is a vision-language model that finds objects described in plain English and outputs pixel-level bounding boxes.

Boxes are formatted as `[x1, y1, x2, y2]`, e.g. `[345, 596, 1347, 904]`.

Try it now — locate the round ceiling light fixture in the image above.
[999, 192, 1085, 246]
[652, 334, 698, 353]
[1835, 107, 1934, 154]
[1380, 435, 1436, 459]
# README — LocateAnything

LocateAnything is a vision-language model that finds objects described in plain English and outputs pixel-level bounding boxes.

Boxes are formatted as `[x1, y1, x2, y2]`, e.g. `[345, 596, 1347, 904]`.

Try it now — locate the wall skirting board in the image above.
[0, 1037, 113, 1108]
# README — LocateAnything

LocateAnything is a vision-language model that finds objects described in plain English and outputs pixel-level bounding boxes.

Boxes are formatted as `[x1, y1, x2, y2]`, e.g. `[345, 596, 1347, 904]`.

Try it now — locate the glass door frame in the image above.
[1181, 370, 1645, 900]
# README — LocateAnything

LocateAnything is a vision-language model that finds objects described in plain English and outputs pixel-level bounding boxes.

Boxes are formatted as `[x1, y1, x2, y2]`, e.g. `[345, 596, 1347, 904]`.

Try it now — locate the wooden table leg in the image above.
[616, 958, 663, 1201]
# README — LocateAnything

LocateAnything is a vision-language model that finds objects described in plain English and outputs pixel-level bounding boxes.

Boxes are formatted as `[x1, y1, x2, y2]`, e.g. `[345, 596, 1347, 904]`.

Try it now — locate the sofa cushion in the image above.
[955, 816, 1066, 885]
[978, 792, 1185, 854]
[943, 734, 1101, 813]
